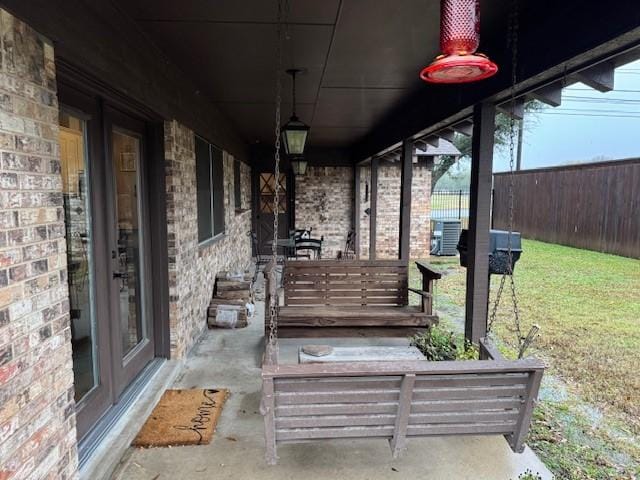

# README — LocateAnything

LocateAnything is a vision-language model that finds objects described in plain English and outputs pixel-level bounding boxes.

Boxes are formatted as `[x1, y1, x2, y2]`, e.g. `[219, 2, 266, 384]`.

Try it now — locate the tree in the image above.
[431, 101, 542, 190]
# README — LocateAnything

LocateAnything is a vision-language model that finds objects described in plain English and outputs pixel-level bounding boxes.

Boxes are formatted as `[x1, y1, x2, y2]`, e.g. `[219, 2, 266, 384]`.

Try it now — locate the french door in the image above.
[59, 85, 156, 440]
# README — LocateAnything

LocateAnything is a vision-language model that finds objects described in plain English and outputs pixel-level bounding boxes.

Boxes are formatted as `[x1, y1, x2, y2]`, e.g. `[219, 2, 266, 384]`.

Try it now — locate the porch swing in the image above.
[260, 0, 544, 465]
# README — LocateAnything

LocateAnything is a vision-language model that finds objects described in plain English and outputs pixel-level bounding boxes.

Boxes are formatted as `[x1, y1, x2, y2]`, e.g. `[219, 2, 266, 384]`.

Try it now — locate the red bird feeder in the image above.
[421, 0, 498, 84]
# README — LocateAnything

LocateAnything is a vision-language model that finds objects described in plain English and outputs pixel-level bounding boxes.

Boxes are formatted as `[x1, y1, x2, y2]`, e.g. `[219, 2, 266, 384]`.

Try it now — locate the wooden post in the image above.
[261, 377, 278, 464]
[389, 373, 415, 458]
[399, 139, 413, 261]
[465, 102, 496, 344]
[354, 165, 361, 259]
[509, 369, 543, 453]
[369, 157, 379, 260]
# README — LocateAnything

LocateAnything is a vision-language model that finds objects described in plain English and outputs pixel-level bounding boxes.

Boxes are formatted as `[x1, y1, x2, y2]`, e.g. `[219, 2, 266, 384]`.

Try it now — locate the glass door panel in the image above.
[60, 112, 98, 402]
[111, 129, 146, 357]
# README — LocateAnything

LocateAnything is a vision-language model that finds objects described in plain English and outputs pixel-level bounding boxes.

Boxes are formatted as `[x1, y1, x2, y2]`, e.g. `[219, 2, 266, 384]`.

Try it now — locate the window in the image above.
[196, 135, 225, 243]
[234, 159, 242, 210]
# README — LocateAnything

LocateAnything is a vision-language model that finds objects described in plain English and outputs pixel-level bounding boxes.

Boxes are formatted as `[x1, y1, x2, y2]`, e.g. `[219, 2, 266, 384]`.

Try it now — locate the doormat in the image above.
[132, 388, 229, 447]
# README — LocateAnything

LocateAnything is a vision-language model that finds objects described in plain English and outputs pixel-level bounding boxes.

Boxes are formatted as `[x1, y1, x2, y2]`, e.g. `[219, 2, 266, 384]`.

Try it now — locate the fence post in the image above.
[458, 189, 462, 220]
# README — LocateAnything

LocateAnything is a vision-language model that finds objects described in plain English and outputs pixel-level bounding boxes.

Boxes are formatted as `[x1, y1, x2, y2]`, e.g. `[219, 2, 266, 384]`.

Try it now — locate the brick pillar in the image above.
[0, 9, 79, 480]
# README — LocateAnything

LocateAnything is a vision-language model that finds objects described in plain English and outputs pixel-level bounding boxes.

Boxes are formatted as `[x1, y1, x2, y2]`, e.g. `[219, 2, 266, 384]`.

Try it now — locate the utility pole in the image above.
[516, 119, 524, 171]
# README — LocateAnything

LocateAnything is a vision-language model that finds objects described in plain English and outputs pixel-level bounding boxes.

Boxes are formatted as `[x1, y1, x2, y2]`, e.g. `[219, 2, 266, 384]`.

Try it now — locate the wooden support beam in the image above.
[389, 373, 416, 458]
[386, 151, 400, 162]
[399, 139, 413, 261]
[496, 98, 525, 120]
[465, 102, 496, 344]
[425, 136, 440, 148]
[573, 61, 615, 92]
[528, 81, 563, 107]
[451, 120, 473, 136]
[354, 165, 361, 259]
[438, 128, 456, 142]
[369, 157, 379, 260]
[414, 139, 427, 151]
[262, 377, 278, 464]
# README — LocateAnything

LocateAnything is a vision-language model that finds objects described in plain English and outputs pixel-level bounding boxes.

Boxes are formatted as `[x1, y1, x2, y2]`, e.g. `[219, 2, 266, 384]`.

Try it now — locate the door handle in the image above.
[113, 271, 128, 279]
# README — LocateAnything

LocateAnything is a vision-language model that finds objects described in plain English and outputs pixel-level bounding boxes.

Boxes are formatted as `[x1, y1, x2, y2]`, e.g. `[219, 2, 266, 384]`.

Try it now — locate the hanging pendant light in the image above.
[420, 0, 498, 84]
[290, 157, 308, 176]
[282, 69, 310, 155]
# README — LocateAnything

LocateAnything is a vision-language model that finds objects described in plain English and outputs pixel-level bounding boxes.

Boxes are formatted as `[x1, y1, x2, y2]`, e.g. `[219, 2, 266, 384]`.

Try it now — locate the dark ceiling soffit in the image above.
[249, 145, 352, 168]
[352, 4, 640, 162]
[2, 0, 250, 163]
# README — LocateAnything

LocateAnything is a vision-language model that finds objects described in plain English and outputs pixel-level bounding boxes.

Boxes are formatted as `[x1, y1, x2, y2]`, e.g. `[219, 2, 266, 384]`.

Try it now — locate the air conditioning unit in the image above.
[430, 219, 461, 256]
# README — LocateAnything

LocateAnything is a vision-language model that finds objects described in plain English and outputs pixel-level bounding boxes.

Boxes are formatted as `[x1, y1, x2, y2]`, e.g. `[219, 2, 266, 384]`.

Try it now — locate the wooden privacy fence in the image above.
[493, 159, 640, 258]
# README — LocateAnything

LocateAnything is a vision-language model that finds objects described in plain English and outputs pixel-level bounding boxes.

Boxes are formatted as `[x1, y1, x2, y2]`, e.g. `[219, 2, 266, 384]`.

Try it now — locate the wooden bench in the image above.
[261, 339, 544, 464]
[268, 260, 441, 337]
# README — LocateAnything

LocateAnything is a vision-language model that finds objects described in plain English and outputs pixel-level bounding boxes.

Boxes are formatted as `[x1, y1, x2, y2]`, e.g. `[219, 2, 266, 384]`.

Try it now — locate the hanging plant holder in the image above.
[421, 0, 498, 84]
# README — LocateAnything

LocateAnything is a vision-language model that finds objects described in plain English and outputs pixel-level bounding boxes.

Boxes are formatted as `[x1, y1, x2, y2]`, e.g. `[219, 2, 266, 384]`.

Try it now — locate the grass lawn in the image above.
[410, 239, 640, 479]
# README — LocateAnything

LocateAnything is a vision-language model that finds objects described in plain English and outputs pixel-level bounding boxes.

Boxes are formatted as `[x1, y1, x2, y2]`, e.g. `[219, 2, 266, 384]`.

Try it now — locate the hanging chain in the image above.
[488, 0, 533, 358]
[291, 70, 297, 118]
[267, 0, 289, 354]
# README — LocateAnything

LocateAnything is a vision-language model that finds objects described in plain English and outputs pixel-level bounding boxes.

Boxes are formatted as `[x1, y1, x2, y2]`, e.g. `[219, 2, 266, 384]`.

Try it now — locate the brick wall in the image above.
[294, 166, 353, 259]
[357, 160, 431, 260]
[0, 9, 78, 480]
[165, 121, 252, 359]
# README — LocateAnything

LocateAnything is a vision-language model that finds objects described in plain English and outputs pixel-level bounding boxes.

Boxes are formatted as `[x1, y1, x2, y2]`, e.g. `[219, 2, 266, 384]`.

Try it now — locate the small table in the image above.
[266, 238, 295, 257]
[298, 346, 425, 364]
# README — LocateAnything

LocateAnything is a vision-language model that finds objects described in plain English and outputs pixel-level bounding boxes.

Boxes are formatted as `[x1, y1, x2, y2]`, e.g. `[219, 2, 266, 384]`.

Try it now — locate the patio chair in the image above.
[249, 231, 273, 281]
[290, 228, 312, 241]
[294, 236, 323, 260]
[343, 230, 356, 259]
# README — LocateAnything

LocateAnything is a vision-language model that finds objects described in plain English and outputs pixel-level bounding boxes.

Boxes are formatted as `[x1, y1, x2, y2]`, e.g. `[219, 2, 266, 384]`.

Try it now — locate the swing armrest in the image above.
[479, 338, 505, 361]
[414, 262, 441, 315]
[408, 288, 432, 298]
[415, 261, 442, 281]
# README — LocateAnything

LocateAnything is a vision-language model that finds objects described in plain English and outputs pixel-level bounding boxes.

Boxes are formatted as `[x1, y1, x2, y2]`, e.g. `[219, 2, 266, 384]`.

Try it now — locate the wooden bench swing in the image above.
[260, 261, 544, 465]
[268, 259, 441, 338]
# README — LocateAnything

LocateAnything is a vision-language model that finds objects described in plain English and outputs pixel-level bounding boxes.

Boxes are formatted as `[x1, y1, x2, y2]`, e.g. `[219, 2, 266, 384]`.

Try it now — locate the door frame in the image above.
[103, 106, 156, 397]
[57, 63, 170, 444]
[58, 85, 114, 439]
[253, 170, 292, 254]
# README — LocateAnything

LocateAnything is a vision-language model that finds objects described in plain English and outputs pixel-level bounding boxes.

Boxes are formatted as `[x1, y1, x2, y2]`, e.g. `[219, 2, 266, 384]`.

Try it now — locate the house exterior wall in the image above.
[164, 120, 252, 359]
[357, 160, 431, 260]
[294, 166, 353, 259]
[0, 10, 78, 480]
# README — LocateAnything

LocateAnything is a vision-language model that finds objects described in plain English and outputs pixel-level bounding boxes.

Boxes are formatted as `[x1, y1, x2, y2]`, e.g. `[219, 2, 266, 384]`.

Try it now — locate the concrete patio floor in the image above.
[111, 302, 552, 480]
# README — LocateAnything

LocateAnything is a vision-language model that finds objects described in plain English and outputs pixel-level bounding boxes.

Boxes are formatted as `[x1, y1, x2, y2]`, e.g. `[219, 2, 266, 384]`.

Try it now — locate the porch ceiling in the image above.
[112, 0, 640, 156]
[112, 0, 446, 147]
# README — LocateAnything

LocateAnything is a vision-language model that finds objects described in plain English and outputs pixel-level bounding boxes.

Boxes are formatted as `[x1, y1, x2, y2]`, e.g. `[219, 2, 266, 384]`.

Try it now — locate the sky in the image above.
[493, 59, 640, 172]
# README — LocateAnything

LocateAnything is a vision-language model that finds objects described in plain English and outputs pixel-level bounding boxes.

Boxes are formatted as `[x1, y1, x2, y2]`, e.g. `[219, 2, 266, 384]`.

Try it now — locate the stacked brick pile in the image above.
[207, 272, 253, 328]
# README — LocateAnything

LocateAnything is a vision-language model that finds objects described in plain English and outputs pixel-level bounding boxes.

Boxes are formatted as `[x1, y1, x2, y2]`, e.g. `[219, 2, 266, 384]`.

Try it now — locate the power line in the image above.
[562, 95, 640, 104]
[537, 112, 640, 119]
[568, 88, 640, 93]
[541, 107, 640, 114]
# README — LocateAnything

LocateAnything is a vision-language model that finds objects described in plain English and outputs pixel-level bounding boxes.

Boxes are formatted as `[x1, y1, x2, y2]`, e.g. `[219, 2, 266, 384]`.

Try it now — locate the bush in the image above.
[410, 325, 478, 361]
[514, 470, 542, 480]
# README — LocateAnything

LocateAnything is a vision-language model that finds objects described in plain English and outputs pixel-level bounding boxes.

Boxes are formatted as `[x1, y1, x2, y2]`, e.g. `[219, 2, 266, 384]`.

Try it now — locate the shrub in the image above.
[514, 470, 543, 480]
[410, 325, 478, 361]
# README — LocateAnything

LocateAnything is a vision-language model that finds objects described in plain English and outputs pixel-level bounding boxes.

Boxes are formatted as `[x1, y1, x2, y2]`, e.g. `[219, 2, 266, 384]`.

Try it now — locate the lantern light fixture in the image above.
[282, 69, 310, 155]
[290, 157, 308, 176]
[420, 0, 498, 84]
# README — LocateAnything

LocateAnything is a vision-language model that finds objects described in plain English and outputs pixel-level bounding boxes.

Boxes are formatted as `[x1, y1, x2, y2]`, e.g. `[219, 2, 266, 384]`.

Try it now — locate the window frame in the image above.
[234, 158, 242, 211]
[195, 134, 225, 245]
